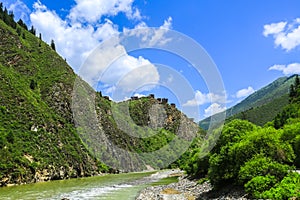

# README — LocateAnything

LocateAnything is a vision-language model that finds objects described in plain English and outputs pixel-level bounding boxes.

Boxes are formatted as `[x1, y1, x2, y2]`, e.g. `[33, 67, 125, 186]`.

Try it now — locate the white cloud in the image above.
[204, 103, 226, 118]
[235, 86, 255, 98]
[68, 0, 141, 23]
[6, 0, 170, 101]
[269, 63, 300, 75]
[30, 2, 112, 71]
[93, 19, 119, 42]
[183, 90, 226, 107]
[183, 91, 208, 106]
[28, 0, 157, 74]
[76, 38, 159, 98]
[103, 55, 159, 93]
[148, 17, 172, 46]
[123, 17, 173, 47]
[6, 0, 31, 23]
[263, 18, 300, 51]
[132, 93, 146, 98]
[263, 22, 287, 36]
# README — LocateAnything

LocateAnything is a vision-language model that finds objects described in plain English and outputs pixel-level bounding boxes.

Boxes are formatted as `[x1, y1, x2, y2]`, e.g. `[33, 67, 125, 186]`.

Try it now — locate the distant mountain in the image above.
[199, 75, 297, 129]
[0, 16, 198, 186]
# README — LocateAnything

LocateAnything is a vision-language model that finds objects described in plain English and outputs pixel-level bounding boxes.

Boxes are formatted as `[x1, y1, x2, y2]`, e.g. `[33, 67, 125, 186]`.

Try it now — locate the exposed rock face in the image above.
[0, 164, 100, 186]
[47, 82, 73, 123]
[148, 104, 167, 129]
[73, 80, 200, 172]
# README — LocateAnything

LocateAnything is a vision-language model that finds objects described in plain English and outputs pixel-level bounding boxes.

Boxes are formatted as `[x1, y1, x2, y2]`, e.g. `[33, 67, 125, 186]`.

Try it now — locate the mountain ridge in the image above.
[199, 75, 296, 129]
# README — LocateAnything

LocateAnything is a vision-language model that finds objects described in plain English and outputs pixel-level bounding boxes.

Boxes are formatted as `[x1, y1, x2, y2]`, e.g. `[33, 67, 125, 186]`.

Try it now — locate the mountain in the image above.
[0, 15, 198, 186]
[0, 18, 103, 186]
[199, 75, 297, 129]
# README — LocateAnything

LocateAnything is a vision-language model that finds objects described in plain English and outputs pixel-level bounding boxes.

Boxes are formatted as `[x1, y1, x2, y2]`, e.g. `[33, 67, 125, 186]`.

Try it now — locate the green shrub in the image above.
[228, 127, 295, 166]
[245, 175, 277, 198]
[261, 172, 300, 199]
[184, 152, 210, 177]
[208, 153, 224, 185]
[213, 119, 257, 153]
[208, 123, 295, 187]
[239, 155, 291, 184]
[0, 105, 6, 113]
[294, 135, 300, 167]
[281, 122, 300, 167]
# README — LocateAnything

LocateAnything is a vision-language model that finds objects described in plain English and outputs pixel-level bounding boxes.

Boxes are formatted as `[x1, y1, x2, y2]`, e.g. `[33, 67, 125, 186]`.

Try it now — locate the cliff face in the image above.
[0, 19, 200, 185]
[73, 80, 199, 172]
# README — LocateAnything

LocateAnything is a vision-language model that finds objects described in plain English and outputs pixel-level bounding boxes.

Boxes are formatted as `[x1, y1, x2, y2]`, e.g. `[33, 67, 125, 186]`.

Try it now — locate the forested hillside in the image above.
[0, 8, 107, 186]
[200, 75, 296, 129]
[0, 6, 200, 186]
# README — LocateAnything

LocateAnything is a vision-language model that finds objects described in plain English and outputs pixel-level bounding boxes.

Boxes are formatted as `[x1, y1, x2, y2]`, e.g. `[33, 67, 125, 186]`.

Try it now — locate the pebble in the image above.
[136, 175, 250, 200]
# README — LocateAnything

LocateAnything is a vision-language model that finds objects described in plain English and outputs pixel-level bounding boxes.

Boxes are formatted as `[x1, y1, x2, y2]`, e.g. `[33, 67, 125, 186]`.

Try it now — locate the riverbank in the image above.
[136, 175, 250, 200]
[0, 169, 186, 199]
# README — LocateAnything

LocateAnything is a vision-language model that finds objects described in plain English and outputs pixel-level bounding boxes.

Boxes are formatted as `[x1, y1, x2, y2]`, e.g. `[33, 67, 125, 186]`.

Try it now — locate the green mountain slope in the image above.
[0, 16, 199, 186]
[227, 94, 289, 126]
[0, 19, 103, 186]
[200, 75, 296, 129]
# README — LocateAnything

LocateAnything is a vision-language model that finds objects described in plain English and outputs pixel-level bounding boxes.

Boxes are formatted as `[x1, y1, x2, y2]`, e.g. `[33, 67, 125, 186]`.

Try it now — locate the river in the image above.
[0, 170, 181, 200]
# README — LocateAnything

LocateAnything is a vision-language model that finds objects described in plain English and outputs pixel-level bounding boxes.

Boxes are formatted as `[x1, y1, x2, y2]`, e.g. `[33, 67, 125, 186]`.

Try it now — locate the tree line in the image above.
[0, 2, 56, 51]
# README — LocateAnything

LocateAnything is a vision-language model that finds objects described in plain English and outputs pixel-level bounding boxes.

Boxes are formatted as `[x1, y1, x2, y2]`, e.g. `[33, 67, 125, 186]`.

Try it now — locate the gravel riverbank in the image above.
[136, 174, 250, 200]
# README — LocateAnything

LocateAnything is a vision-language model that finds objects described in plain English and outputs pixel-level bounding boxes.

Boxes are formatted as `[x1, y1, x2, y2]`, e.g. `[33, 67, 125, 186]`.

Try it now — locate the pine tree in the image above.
[50, 39, 56, 51]
[16, 27, 22, 36]
[29, 25, 36, 35]
[17, 19, 28, 30]
[0, 3, 3, 20]
[289, 75, 300, 102]
[292, 75, 300, 100]
[30, 79, 37, 90]
[3, 7, 8, 25]
[8, 11, 16, 28]
[289, 84, 296, 99]
[295, 74, 300, 88]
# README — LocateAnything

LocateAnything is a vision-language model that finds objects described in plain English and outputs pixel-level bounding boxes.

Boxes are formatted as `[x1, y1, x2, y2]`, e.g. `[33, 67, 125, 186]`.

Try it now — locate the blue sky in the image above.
[3, 0, 300, 121]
